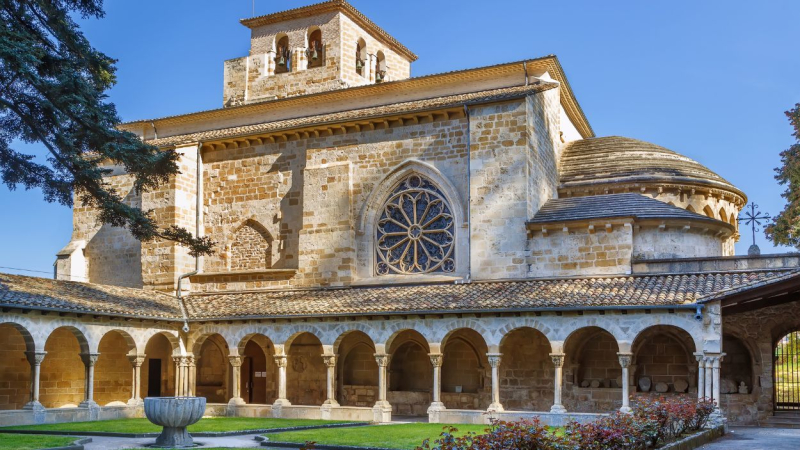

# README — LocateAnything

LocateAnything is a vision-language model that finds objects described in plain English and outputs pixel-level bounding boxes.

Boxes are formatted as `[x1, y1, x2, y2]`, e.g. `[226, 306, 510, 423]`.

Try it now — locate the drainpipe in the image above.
[176, 142, 203, 333]
[456, 104, 472, 285]
[522, 61, 529, 86]
[150, 121, 158, 140]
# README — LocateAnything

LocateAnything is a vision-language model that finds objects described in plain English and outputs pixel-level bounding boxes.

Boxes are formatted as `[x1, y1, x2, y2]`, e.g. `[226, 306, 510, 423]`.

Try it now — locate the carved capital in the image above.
[617, 353, 633, 368]
[128, 354, 146, 368]
[428, 353, 444, 368]
[322, 355, 336, 368]
[550, 353, 565, 368]
[374, 353, 391, 368]
[80, 353, 100, 367]
[228, 355, 243, 368]
[274, 355, 288, 369]
[25, 351, 47, 366]
[487, 353, 502, 368]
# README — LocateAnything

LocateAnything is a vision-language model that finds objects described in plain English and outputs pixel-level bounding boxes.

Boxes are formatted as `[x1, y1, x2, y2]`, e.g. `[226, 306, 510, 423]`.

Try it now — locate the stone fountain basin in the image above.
[144, 397, 206, 448]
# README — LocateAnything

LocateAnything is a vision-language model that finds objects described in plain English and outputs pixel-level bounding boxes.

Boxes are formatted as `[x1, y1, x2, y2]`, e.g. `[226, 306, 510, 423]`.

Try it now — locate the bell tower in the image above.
[223, 0, 417, 107]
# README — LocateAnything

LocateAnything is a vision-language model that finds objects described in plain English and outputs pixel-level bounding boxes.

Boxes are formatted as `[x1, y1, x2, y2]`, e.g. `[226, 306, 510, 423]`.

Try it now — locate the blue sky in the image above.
[1, 0, 798, 277]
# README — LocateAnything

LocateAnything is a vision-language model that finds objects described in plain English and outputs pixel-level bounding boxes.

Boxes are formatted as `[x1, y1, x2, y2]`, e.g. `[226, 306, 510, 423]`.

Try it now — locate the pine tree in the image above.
[766, 104, 800, 249]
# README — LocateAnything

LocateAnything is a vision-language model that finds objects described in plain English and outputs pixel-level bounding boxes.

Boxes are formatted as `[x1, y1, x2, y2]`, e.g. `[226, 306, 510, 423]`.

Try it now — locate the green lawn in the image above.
[265, 423, 493, 449]
[3, 417, 358, 434]
[0, 433, 78, 450]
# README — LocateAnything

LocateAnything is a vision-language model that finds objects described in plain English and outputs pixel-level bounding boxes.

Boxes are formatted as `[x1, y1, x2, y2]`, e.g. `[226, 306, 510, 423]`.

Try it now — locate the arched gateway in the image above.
[775, 331, 800, 411]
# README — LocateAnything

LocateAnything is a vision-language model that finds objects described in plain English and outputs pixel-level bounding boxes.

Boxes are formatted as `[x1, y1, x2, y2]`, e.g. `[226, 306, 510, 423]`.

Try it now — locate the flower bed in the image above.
[416, 396, 716, 450]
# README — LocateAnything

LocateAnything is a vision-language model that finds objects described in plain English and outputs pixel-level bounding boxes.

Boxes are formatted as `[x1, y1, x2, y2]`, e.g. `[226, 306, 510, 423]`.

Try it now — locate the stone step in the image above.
[761, 420, 800, 429]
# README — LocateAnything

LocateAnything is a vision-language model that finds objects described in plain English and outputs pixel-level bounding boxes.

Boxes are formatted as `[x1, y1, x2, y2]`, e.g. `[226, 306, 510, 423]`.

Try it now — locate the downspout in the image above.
[150, 121, 158, 140]
[523, 61, 529, 86]
[176, 142, 203, 333]
[457, 105, 472, 284]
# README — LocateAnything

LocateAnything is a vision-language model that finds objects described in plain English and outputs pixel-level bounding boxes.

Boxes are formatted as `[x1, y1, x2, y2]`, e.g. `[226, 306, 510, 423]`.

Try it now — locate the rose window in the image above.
[376, 174, 455, 275]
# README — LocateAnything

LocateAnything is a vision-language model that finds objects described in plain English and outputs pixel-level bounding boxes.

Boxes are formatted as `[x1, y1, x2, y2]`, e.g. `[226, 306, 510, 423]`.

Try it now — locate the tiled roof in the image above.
[3, 270, 797, 321]
[182, 270, 799, 320]
[559, 136, 743, 197]
[0, 273, 182, 319]
[528, 193, 730, 227]
[146, 83, 557, 148]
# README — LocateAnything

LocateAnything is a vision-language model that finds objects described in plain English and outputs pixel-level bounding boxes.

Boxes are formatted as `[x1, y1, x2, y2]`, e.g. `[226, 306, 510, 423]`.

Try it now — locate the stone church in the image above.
[1, 0, 799, 428]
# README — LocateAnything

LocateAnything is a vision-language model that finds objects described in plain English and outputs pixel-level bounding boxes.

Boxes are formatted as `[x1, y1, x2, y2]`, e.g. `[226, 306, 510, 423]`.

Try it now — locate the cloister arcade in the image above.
[0, 310, 728, 425]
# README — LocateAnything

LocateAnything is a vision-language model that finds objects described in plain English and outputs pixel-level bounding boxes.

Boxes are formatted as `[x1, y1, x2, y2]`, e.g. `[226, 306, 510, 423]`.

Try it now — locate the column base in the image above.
[619, 406, 632, 414]
[79, 400, 99, 409]
[320, 403, 339, 420]
[127, 398, 144, 407]
[427, 402, 445, 423]
[322, 399, 340, 407]
[487, 402, 504, 413]
[273, 398, 292, 406]
[227, 397, 246, 407]
[549, 404, 567, 414]
[22, 401, 44, 411]
[372, 402, 392, 423]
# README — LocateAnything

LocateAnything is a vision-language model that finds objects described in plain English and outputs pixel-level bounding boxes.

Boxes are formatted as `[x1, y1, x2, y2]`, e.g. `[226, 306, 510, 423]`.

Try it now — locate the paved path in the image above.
[700, 427, 800, 450]
[82, 432, 264, 449]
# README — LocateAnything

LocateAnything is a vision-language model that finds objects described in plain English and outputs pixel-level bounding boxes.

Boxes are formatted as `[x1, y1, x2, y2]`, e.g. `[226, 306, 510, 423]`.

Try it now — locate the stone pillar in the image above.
[187, 356, 197, 397]
[550, 353, 567, 414]
[322, 355, 339, 407]
[428, 353, 445, 412]
[695, 353, 705, 400]
[273, 355, 291, 406]
[373, 354, 392, 423]
[711, 354, 724, 411]
[618, 353, 633, 414]
[228, 356, 245, 406]
[23, 352, 46, 410]
[128, 354, 146, 405]
[79, 353, 100, 408]
[704, 357, 713, 401]
[487, 353, 504, 412]
[173, 356, 191, 397]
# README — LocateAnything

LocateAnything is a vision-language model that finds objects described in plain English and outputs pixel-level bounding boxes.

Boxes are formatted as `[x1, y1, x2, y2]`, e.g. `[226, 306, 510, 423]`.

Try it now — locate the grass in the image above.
[0, 433, 78, 449]
[2, 417, 359, 434]
[265, 423, 493, 449]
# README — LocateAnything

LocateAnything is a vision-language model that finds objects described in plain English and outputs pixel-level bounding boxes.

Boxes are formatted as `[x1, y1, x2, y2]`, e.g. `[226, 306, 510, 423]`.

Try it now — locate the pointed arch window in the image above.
[375, 174, 455, 275]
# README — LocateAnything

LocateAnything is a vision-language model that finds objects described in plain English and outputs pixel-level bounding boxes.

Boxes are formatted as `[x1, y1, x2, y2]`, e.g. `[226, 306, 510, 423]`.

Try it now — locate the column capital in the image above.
[374, 353, 391, 368]
[228, 355, 243, 368]
[25, 351, 47, 366]
[274, 354, 288, 368]
[617, 352, 633, 368]
[80, 353, 100, 367]
[128, 354, 146, 367]
[428, 353, 444, 368]
[693, 352, 705, 363]
[550, 353, 566, 367]
[487, 353, 502, 368]
[322, 354, 337, 368]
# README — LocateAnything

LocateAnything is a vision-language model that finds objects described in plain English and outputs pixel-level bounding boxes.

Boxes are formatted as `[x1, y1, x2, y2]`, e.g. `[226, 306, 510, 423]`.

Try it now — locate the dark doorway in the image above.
[148, 359, 162, 397]
[775, 331, 800, 411]
[242, 341, 267, 404]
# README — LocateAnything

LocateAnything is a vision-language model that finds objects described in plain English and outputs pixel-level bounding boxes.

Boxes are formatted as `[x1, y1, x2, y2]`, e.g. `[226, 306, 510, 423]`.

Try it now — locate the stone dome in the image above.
[559, 136, 744, 197]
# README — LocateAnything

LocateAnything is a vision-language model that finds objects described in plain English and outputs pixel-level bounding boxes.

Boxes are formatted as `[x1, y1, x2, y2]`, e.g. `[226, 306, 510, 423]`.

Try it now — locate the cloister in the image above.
[0, 309, 730, 425]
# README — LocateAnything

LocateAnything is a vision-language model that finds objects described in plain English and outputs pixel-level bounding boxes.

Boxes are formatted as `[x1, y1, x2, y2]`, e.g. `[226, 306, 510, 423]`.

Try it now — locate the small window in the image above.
[275, 35, 291, 74]
[306, 29, 323, 69]
[356, 38, 367, 76]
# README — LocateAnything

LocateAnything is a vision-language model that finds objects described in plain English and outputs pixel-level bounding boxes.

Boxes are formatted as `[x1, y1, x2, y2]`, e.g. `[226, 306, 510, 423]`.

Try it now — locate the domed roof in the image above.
[559, 136, 743, 197]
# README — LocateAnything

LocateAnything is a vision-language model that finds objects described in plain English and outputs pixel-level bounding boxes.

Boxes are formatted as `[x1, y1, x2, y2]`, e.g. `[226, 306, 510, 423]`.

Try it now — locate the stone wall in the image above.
[40, 328, 85, 408]
[499, 328, 554, 411]
[633, 227, 725, 260]
[529, 225, 633, 277]
[287, 334, 326, 406]
[0, 324, 31, 410]
[197, 335, 230, 403]
[94, 332, 132, 406]
[633, 333, 694, 394]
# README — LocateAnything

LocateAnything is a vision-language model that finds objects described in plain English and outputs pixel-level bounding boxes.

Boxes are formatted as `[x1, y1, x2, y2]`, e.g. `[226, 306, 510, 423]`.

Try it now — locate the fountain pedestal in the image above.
[144, 397, 206, 448]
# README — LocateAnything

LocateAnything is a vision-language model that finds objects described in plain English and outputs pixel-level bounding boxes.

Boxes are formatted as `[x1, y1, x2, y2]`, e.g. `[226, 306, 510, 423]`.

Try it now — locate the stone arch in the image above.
[497, 320, 558, 350]
[139, 329, 181, 355]
[626, 315, 703, 353]
[719, 207, 728, 224]
[95, 329, 136, 406]
[382, 325, 434, 352]
[556, 319, 627, 349]
[190, 325, 237, 356]
[441, 327, 490, 409]
[563, 326, 622, 412]
[686, 205, 697, 214]
[387, 329, 432, 415]
[703, 205, 716, 219]
[228, 219, 274, 271]
[722, 334, 754, 394]
[498, 326, 554, 411]
[142, 332, 177, 398]
[281, 325, 328, 352]
[195, 333, 231, 403]
[306, 26, 323, 69]
[0, 321, 36, 353]
[274, 33, 291, 73]
[0, 322, 35, 409]
[631, 325, 697, 395]
[355, 37, 367, 76]
[285, 332, 326, 406]
[439, 321, 493, 349]
[237, 333, 277, 404]
[40, 326, 90, 407]
[336, 330, 378, 407]
[375, 50, 386, 82]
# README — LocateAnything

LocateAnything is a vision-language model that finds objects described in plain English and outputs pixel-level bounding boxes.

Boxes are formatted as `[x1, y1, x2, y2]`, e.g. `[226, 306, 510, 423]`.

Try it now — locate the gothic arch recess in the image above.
[229, 219, 273, 271]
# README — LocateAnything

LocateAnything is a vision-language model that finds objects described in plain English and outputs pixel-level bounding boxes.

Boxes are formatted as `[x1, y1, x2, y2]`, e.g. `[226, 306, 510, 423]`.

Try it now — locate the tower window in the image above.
[356, 38, 367, 76]
[275, 35, 291, 73]
[306, 29, 323, 69]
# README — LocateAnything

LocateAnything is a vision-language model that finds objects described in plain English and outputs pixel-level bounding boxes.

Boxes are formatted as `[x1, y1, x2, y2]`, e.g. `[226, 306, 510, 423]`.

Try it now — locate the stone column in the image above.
[550, 353, 567, 414]
[187, 356, 197, 397]
[23, 352, 46, 410]
[487, 353, 504, 412]
[128, 355, 146, 405]
[173, 356, 189, 397]
[694, 353, 705, 400]
[428, 353, 445, 412]
[273, 355, 291, 406]
[322, 355, 339, 407]
[704, 357, 713, 401]
[228, 356, 245, 406]
[79, 353, 100, 408]
[618, 353, 633, 414]
[711, 354, 724, 410]
[372, 354, 392, 423]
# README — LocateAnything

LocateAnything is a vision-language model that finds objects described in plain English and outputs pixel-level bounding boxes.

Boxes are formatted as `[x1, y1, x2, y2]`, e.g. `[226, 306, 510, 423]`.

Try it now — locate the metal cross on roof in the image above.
[738, 202, 770, 248]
